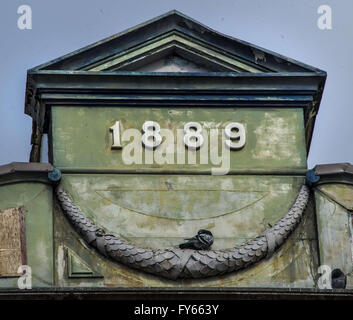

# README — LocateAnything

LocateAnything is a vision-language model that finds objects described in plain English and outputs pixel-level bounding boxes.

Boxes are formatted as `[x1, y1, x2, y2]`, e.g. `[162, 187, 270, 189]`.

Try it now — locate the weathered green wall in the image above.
[59, 174, 304, 249]
[48, 104, 317, 287]
[51, 106, 307, 172]
[0, 174, 53, 287]
[53, 174, 319, 288]
[315, 183, 353, 289]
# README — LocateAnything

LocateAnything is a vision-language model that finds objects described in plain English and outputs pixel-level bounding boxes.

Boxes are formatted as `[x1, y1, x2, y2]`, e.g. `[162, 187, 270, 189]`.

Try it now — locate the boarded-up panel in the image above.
[0, 207, 26, 277]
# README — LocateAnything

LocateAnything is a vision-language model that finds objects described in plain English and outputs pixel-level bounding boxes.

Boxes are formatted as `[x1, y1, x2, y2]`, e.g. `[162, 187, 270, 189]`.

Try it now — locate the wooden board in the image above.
[0, 207, 26, 277]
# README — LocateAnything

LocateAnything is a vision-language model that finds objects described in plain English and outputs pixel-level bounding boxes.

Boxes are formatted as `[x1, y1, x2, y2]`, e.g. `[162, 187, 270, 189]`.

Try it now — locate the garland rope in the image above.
[56, 185, 310, 280]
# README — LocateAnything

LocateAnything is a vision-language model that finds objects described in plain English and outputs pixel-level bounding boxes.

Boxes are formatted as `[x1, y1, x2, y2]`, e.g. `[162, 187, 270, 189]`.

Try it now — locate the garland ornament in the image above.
[56, 185, 310, 280]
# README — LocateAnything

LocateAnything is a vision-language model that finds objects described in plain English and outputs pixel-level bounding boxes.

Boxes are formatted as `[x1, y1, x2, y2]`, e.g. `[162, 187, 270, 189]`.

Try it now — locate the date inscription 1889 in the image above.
[110, 121, 246, 151]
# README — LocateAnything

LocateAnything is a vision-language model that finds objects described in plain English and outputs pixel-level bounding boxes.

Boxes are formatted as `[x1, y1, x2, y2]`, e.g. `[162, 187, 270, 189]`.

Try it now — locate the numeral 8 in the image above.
[141, 121, 162, 150]
[183, 122, 204, 150]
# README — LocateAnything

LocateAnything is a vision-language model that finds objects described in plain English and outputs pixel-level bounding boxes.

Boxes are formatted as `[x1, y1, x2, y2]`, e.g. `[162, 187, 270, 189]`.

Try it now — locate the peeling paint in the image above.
[252, 111, 302, 164]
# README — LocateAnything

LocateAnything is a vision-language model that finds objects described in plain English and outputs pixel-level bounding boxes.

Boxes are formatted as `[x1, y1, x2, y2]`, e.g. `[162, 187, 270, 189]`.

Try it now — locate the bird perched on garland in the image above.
[179, 229, 214, 250]
[331, 268, 347, 289]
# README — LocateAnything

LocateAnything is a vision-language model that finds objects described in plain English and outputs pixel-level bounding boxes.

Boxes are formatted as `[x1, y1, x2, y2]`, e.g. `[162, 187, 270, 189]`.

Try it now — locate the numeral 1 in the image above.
[110, 121, 122, 149]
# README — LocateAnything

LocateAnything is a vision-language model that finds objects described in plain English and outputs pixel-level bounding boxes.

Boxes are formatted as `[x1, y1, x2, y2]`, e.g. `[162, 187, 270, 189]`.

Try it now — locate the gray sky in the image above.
[0, 0, 352, 168]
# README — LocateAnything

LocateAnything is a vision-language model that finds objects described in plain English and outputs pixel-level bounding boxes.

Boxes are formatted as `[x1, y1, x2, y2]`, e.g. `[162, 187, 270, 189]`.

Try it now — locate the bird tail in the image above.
[179, 242, 193, 249]
[184, 236, 197, 241]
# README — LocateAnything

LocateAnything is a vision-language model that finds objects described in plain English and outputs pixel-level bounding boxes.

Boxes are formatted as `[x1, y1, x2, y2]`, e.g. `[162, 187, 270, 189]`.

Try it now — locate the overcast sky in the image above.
[0, 0, 352, 168]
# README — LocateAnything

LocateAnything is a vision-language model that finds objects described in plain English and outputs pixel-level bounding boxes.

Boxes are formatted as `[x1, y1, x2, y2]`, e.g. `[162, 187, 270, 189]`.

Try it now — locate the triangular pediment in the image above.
[83, 31, 265, 73]
[131, 53, 214, 73]
[30, 10, 323, 74]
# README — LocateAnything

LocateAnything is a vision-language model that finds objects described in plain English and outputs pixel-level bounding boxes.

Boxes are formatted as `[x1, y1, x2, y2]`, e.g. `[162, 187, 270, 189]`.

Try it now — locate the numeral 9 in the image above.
[224, 122, 246, 150]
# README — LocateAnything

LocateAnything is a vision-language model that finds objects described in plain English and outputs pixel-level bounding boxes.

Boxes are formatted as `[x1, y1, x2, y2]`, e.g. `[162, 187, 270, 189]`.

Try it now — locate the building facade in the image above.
[0, 11, 351, 298]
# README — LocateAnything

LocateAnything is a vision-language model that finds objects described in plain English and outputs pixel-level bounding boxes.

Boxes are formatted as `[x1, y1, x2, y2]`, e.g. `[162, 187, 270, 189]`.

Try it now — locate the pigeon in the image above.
[179, 229, 214, 250]
[331, 268, 347, 289]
